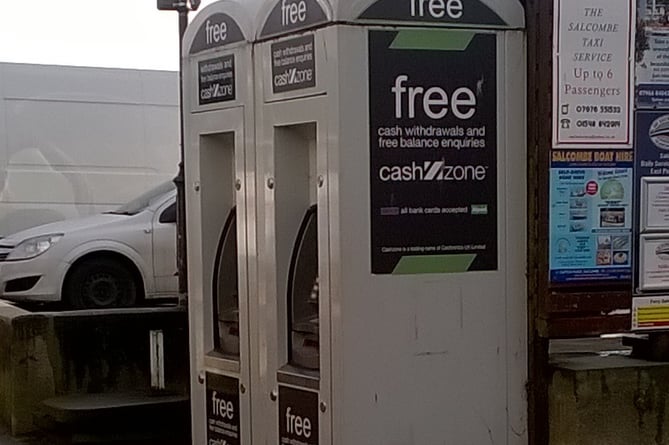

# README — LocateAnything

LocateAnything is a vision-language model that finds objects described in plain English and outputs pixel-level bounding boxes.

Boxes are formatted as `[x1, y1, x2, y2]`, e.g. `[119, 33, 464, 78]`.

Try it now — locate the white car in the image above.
[0, 181, 177, 308]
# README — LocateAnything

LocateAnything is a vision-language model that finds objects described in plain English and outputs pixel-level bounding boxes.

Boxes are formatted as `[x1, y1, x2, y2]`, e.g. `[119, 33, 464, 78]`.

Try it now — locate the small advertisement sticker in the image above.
[271, 34, 316, 94]
[198, 55, 236, 105]
[633, 295, 669, 330]
[368, 29, 497, 275]
[635, 2, 669, 108]
[278, 386, 318, 445]
[206, 373, 240, 445]
[552, 0, 635, 148]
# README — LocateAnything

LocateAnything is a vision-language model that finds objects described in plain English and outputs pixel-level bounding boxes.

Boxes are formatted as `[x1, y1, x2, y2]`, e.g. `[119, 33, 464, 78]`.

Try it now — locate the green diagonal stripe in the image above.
[389, 30, 475, 51]
[392, 254, 477, 274]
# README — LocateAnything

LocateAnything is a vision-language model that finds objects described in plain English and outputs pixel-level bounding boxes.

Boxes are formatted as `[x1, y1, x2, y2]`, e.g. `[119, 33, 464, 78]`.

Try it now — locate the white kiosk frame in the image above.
[182, 2, 260, 444]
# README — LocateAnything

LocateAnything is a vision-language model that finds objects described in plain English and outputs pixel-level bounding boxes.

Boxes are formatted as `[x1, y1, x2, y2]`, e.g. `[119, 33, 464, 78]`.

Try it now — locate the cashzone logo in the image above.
[273, 66, 313, 88]
[379, 160, 487, 182]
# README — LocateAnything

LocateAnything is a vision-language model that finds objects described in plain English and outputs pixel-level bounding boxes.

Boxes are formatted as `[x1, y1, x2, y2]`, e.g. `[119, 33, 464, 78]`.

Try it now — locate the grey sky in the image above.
[0, 0, 219, 71]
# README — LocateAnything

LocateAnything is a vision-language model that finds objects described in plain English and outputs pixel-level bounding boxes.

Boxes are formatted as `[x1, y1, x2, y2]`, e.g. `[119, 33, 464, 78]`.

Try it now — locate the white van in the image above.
[0, 62, 179, 238]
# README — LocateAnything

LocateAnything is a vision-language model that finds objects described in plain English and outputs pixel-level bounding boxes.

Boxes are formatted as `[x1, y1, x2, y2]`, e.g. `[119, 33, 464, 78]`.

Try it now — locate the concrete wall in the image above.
[0, 304, 188, 435]
[550, 354, 669, 445]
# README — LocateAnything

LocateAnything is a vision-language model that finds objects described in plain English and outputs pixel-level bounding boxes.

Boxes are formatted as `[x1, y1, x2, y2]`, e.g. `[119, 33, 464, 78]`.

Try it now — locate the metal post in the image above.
[176, 4, 189, 298]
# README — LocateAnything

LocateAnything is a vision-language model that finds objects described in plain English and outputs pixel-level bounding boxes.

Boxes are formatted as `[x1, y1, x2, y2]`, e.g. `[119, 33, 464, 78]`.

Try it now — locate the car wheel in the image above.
[65, 258, 138, 309]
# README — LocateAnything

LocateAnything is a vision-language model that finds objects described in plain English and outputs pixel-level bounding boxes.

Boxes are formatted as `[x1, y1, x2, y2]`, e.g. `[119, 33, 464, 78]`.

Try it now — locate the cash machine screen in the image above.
[213, 207, 240, 358]
[287, 205, 319, 370]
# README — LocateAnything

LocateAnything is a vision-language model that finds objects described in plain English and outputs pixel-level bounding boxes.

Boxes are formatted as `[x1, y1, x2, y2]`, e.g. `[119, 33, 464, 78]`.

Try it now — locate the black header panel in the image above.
[359, 0, 506, 27]
[259, 0, 328, 39]
[190, 12, 246, 54]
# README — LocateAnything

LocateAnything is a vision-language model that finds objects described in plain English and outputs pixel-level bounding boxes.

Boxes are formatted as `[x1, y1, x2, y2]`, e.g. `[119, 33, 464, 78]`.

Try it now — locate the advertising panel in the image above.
[368, 29, 497, 275]
[552, 0, 635, 148]
[549, 150, 634, 282]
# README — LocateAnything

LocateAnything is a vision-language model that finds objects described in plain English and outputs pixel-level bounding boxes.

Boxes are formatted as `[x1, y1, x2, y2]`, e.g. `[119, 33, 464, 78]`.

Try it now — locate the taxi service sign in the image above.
[552, 0, 634, 148]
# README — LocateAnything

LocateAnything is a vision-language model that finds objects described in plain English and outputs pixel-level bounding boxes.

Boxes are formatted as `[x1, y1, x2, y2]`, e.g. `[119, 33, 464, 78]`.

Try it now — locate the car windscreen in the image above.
[108, 181, 175, 215]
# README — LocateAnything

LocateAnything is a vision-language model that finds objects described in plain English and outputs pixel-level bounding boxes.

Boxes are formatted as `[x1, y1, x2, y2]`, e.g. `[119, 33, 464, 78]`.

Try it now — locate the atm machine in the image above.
[186, 0, 527, 443]
[181, 2, 259, 444]
[252, 0, 527, 444]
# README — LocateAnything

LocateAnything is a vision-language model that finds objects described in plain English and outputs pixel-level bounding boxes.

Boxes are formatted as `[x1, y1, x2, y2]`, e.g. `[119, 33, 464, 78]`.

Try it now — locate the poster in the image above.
[368, 29, 497, 275]
[639, 234, 669, 290]
[640, 177, 669, 230]
[553, 0, 634, 147]
[634, 111, 669, 298]
[206, 373, 240, 445]
[549, 150, 633, 282]
[635, 111, 669, 242]
[636, 0, 669, 108]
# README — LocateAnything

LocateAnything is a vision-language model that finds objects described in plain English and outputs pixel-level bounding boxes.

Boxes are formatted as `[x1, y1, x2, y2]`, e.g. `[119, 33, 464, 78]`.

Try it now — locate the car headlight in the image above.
[6, 234, 63, 261]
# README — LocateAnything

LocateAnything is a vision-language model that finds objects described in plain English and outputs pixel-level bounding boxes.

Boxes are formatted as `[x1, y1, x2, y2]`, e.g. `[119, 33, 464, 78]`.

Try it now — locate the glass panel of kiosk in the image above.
[212, 207, 240, 359]
[287, 204, 319, 371]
